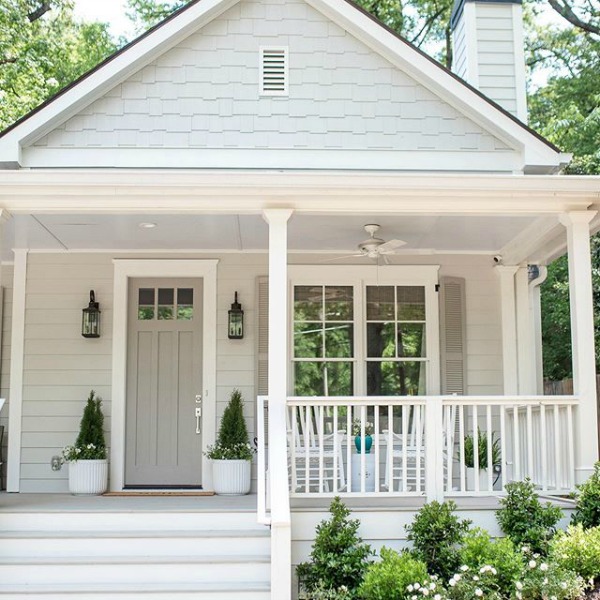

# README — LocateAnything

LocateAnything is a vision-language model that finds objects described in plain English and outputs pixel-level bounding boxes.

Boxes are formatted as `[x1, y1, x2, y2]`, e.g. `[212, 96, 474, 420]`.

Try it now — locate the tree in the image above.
[0, 0, 117, 129]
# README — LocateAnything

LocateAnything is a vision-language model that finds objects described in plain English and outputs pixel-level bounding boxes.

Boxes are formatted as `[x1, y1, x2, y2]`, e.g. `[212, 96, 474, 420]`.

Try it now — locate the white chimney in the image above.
[451, 0, 527, 122]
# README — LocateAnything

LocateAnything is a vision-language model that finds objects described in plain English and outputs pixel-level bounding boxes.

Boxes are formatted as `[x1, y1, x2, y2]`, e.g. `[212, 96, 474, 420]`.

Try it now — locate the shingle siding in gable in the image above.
[32, 0, 511, 154]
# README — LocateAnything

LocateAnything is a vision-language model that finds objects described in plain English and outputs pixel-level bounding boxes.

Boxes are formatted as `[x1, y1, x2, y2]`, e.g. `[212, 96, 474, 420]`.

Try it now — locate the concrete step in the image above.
[0, 581, 270, 599]
[0, 555, 271, 586]
[0, 529, 270, 558]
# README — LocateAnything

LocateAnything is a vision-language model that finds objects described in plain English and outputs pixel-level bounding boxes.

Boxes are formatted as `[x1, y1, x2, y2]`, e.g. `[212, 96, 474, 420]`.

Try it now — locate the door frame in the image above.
[111, 259, 218, 491]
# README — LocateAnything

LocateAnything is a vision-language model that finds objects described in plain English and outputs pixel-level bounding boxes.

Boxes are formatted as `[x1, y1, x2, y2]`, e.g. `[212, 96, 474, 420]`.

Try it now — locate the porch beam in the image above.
[559, 211, 599, 482]
[7, 248, 27, 492]
[496, 266, 519, 395]
[263, 208, 293, 600]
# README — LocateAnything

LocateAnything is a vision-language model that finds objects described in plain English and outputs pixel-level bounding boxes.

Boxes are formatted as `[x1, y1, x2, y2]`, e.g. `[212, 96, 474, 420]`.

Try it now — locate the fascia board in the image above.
[305, 0, 563, 169]
[0, 0, 240, 163]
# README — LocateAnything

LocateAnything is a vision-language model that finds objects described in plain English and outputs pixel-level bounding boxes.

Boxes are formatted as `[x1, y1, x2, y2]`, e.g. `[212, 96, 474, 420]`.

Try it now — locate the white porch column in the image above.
[559, 211, 598, 482]
[263, 208, 293, 600]
[496, 266, 519, 395]
[515, 266, 535, 394]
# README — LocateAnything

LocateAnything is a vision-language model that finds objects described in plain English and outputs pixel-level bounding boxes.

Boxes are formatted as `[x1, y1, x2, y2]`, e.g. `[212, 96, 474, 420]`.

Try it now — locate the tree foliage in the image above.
[0, 0, 117, 129]
[75, 390, 107, 451]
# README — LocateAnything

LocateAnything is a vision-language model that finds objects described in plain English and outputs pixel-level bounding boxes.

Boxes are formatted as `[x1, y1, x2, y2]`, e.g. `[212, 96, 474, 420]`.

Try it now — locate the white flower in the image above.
[408, 585, 414, 592]
[516, 592, 522, 600]
[434, 595, 442, 600]
[472, 575, 479, 582]
[475, 589, 483, 597]
[429, 583, 436, 590]
[491, 567, 497, 575]
[561, 582, 567, 590]
[422, 589, 429, 597]
[528, 560, 537, 569]
[47, 77, 58, 87]
[543, 578, 548, 585]
[521, 546, 530, 553]
[448, 579, 456, 587]
[516, 582, 523, 590]
[460, 565, 469, 572]
[414, 583, 421, 590]
[540, 563, 548, 571]
[454, 574, 461, 582]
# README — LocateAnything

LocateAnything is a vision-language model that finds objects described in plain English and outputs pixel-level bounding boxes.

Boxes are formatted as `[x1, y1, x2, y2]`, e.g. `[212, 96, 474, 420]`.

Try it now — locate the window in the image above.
[292, 285, 354, 396]
[137, 287, 194, 321]
[365, 285, 426, 395]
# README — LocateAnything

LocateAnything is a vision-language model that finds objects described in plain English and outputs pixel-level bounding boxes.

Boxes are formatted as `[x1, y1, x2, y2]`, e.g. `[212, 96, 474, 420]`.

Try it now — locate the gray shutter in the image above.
[439, 277, 467, 395]
[256, 277, 269, 444]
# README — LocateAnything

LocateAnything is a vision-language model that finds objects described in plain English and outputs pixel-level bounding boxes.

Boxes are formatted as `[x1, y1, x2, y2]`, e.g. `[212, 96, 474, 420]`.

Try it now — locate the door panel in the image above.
[125, 278, 203, 487]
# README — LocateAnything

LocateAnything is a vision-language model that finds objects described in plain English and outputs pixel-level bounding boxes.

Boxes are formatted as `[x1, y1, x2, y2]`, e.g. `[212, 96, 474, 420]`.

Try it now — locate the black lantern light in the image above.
[228, 291, 244, 339]
[82, 290, 101, 338]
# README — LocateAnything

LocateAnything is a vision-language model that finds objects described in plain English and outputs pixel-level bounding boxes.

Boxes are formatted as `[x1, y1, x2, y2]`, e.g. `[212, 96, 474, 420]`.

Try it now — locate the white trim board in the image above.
[110, 259, 218, 491]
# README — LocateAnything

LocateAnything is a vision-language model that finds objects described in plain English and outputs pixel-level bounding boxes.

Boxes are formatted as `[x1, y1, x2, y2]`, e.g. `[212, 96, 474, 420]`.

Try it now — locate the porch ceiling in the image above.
[2, 212, 546, 262]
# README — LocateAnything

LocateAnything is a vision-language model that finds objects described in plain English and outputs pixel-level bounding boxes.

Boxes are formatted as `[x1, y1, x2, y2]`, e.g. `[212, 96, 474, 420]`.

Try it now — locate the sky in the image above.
[73, 0, 134, 39]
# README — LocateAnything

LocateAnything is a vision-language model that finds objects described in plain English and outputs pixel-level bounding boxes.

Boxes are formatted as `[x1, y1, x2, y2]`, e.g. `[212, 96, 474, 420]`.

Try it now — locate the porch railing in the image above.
[281, 395, 578, 500]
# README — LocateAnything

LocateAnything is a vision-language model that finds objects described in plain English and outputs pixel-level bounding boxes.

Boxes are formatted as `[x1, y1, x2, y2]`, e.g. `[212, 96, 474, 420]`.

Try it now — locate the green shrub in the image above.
[514, 555, 585, 600]
[550, 524, 600, 582]
[297, 497, 373, 598]
[571, 461, 600, 529]
[300, 582, 352, 600]
[446, 566, 503, 600]
[358, 547, 428, 600]
[496, 479, 563, 554]
[63, 390, 107, 461]
[463, 429, 501, 469]
[458, 528, 524, 592]
[405, 500, 471, 581]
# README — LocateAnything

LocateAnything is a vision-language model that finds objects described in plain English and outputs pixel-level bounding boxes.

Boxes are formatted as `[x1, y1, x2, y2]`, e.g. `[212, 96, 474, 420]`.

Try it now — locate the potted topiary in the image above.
[62, 390, 108, 495]
[205, 389, 254, 495]
[463, 428, 501, 491]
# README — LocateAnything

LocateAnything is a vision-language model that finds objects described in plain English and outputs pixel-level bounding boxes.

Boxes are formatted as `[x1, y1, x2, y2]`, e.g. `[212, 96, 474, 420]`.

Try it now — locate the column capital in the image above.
[262, 208, 294, 225]
[0, 208, 12, 225]
[559, 211, 597, 227]
[494, 265, 519, 278]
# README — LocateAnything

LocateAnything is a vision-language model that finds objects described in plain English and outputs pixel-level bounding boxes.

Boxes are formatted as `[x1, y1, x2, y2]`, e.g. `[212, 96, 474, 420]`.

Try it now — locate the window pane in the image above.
[367, 361, 426, 396]
[138, 288, 154, 320]
[294, 286, 322, 321]
[324, 286, 353, 320]
[294, 362, 324, 396]
[177, 288, 193, 320]
[158, 288, 174, 320]
[397, 286, 425, 320]
[294, 362, 353, 396]
[325, 323, 353, 358]
[367, 322, 395, 357]
[366, 286, 395, 320]
[294, 323, 323, 358]
[397, 324, 426, 358]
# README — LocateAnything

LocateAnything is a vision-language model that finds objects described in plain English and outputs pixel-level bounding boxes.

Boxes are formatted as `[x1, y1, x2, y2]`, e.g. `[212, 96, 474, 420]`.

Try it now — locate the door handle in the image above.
[195, 404, 202, 434]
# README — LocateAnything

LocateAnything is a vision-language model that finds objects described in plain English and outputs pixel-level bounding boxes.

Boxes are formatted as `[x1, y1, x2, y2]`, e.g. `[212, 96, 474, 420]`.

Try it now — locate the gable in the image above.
[1, 0, 566, 172]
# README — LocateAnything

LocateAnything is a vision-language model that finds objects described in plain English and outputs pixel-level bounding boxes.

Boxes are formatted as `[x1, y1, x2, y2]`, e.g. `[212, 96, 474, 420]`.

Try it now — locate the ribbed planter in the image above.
[68, 459, 108, 495]
[212, 459, 251, 495]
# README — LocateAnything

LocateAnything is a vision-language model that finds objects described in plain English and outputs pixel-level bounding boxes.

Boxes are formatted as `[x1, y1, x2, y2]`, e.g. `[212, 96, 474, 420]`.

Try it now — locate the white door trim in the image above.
[111, 259, 218, 491]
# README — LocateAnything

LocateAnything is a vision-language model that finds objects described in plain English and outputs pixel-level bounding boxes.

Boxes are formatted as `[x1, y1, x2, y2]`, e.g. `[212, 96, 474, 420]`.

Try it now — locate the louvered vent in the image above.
[260, 47, 288, 96]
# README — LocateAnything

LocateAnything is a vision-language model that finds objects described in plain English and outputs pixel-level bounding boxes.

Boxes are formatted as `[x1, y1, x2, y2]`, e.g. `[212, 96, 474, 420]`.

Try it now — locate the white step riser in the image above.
[0, 561, 270, 586]
[0, 591, 270, 600]
[0, 536, 270, 558]
[0, 512, 261, 532]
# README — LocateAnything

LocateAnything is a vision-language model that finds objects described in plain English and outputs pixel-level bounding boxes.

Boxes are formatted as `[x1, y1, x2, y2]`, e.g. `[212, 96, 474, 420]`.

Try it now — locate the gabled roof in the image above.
[0, 0, 569, 172]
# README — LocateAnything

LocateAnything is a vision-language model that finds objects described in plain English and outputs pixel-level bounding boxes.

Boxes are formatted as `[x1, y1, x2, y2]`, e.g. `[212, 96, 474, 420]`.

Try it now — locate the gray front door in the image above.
[125, 278, 203, 487]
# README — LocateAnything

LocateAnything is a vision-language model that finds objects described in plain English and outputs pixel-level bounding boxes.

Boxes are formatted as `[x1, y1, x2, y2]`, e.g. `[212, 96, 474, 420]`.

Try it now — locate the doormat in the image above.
[103, 491, 215, 497]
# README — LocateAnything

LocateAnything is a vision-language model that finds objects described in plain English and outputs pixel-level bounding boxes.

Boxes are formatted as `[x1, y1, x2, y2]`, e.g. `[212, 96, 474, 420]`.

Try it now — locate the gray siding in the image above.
[30, 0, 511, 160]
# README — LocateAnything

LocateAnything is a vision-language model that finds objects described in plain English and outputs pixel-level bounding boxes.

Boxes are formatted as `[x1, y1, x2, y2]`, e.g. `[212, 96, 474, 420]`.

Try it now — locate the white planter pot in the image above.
[68, 459, 108, 495]
[212, 459, 251, 495]
[466, 467, 491, 492]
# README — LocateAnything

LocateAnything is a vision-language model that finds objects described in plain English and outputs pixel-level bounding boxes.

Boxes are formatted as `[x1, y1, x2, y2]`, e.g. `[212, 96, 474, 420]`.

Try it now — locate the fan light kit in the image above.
[356, 224, 406, 259]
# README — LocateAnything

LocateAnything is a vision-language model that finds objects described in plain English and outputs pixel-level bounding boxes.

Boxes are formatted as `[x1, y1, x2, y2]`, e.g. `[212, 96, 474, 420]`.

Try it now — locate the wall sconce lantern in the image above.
[228, 292, 244, 339]
[82, 290, 101, 338]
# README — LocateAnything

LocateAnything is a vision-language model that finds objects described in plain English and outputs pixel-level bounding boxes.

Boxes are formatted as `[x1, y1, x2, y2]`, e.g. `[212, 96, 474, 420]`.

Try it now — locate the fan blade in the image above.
[378, 239, 406, 253]
[320, 254, 365, 263]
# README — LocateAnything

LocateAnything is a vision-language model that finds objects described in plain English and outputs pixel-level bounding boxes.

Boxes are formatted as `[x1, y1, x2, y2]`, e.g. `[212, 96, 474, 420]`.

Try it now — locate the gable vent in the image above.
[260, 47, 288, 96]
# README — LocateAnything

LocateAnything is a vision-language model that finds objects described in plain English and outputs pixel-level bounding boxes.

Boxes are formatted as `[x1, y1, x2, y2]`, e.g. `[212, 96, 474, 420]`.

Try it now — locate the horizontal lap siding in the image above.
[20, 255, 113, 492]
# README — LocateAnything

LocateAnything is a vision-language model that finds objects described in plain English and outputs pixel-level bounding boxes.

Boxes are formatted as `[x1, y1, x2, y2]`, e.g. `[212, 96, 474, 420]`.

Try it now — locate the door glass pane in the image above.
[367, 322, 395, 357]
[366, 286, 395, 320]
[177, 288, 194, 320]
[138, 288, 155, 320]
[294, 323, 323, 358]
[158, 288, 174, 320]
[294, 286, 322, 321]
[397, 286, 426, 320]
[324, 286, 353, 320]
[397, 324, 426, 357]
[325, 323, 353, 358]
[367, 361, 425, 396]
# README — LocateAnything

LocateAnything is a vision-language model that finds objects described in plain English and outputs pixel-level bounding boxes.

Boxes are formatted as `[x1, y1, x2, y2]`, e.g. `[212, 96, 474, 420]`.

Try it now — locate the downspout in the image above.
[529, 265, 548, 394]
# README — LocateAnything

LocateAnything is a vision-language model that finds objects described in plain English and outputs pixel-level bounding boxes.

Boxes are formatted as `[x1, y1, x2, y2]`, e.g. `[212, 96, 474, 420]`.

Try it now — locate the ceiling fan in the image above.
[324, 224, 407, 263]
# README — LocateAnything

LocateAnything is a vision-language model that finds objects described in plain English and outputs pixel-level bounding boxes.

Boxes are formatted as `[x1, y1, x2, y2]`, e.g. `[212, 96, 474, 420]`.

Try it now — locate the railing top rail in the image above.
[284, 395, 579, 406]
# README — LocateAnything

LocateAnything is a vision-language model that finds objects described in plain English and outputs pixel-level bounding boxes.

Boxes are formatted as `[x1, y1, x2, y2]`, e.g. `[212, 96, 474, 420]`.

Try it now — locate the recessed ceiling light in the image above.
[139, 222, 157, 229]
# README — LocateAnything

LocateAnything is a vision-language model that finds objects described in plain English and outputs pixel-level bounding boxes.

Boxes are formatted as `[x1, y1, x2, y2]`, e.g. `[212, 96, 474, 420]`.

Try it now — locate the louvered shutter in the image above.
[439, 277, 467, 394]
[256, 277, 269, 444]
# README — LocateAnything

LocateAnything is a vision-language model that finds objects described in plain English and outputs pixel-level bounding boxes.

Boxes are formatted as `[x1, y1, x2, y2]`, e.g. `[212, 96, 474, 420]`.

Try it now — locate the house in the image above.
[0, 0, 598, 597]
